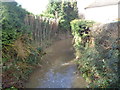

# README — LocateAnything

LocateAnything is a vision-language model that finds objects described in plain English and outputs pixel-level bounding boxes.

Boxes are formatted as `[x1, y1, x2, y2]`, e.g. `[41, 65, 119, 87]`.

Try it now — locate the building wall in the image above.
[84, 4, 118, 23]
[77, 0, 95, 14]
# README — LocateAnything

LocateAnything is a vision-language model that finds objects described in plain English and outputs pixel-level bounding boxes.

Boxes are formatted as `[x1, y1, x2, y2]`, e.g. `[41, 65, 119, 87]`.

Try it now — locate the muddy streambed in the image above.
[25, 38, 87, 88]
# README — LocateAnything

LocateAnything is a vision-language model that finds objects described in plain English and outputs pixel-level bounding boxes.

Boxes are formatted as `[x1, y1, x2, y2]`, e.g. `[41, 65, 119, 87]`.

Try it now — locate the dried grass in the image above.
[14, 35, 31, 60]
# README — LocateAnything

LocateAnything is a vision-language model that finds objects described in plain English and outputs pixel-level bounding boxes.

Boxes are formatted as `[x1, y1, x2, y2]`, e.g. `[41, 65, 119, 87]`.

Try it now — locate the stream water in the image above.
[25, 38, 87, 88]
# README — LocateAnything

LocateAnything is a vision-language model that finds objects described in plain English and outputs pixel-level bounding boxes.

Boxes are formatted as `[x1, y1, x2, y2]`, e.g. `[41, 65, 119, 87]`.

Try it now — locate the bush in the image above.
[1, 2, 29, 49]
[70, 19, 119, 88]
[70, 19, 94, 48]
[1, 2, 43, 88]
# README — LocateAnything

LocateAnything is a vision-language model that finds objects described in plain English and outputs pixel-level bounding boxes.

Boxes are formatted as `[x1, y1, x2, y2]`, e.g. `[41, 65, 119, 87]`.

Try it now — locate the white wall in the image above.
[84, 4, 118, 23]
[77, 0, 95, 14]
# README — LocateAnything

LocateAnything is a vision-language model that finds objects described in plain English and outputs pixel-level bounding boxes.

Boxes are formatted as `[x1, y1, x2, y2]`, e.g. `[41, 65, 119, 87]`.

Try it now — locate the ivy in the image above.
[70, 19, 119, 88]
[70, 19, 94, 48]
[1, 2, 29, 48]
[1, 2, 41, 88]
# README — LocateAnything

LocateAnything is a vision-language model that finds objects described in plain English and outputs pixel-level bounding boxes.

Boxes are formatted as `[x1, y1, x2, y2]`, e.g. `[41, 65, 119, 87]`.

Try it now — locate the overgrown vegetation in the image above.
[1, 0, 119, 89]
[71, 19, 119, 88]
[42, 0, 78, 31]
[1, 2, 43, 88]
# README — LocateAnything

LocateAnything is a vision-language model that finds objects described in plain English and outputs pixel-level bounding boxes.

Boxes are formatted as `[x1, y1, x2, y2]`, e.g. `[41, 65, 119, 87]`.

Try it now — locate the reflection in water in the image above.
[38, 65, 76, 88]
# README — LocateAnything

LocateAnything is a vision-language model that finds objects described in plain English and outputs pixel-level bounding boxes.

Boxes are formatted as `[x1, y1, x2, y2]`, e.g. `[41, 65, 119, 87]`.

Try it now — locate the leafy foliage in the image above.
[43, 0, 78, 31]
[59, 1, 78, 31]
[1, 2, 29, 48]
[70, 19, 94, 36]
[1, 2, 44, 88]
[71, 20, 119, 88]
[40, 13, 55, 18]
[45, 0, 62, 17]
[1, 1, 31, 64]
[70, 19, 94, 48]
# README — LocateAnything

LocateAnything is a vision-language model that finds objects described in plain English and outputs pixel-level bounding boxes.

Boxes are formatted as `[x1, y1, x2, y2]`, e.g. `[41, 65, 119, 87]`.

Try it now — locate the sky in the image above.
[14, 0, 94, 15]
[15, 0, 49, 15]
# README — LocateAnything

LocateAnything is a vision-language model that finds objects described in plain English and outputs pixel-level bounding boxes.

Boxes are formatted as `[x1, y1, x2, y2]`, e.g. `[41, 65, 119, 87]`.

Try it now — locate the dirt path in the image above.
[25, 38, 88, 88]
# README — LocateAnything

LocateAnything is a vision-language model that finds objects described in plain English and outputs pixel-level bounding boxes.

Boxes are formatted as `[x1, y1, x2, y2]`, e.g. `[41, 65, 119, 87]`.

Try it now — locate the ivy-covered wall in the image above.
[70, 19, 119, 88]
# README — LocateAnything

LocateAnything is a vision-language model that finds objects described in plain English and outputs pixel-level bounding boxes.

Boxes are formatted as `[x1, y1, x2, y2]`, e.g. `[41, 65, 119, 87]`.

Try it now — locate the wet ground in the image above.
[25, 38, 87, 88]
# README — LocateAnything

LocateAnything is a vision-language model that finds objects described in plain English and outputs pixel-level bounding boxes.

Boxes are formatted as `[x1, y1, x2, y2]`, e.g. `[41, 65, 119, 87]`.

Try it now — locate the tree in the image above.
[45, 0, 62, 17]
[44, 0, 78, 31]
[60, 0, 78, 31]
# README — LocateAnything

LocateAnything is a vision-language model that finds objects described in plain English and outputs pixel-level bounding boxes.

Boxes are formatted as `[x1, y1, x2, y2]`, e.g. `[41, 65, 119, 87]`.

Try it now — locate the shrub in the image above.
[70, 19, 119, 88]
[70, 19, 94, 48]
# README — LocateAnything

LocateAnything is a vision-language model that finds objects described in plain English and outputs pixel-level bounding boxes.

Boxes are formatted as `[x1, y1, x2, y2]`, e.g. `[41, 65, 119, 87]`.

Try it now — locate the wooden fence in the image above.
[24, 14, 59, 47]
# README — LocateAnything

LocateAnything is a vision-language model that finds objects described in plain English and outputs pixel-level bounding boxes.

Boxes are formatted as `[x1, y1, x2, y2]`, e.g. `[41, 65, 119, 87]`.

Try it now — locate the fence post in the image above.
[24, 15, 59, 48]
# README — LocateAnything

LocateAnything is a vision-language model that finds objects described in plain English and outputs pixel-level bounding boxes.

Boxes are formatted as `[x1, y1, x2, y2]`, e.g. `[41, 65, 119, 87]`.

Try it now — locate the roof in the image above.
[85, 0, 120, 9]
